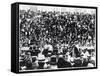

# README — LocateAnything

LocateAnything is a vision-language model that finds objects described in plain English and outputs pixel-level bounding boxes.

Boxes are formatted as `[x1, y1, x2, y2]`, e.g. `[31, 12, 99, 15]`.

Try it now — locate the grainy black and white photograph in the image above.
[19, 4, 97, 72]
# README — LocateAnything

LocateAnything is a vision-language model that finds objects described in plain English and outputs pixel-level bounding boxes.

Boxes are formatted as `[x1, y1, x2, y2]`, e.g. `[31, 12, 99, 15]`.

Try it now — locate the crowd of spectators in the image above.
[19, 9, 96, 71]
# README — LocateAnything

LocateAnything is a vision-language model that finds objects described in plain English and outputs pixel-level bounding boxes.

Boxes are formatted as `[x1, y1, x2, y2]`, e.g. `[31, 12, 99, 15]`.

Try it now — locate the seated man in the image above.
[37, 52, 45, 69]
[43, 43, 53, 57]
[50, 55, 57, 65]
[31, 56, 39, 69]
[25, 52, 33, 70]
[57, 54, 71, 68]
[73, 59, 82, 67]
[43, 58, 50, 69]
[82, 58, 89, 67]
[19, 55, 26, 70]
[50, 55, 58, 69]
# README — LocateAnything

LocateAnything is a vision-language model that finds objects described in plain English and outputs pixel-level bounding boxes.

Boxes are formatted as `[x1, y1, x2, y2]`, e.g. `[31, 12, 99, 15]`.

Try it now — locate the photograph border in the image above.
[11, 2, 98, 73]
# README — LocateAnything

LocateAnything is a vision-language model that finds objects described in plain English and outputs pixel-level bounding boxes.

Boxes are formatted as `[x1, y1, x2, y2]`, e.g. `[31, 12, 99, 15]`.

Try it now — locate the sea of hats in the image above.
[19, 9, 96, 71]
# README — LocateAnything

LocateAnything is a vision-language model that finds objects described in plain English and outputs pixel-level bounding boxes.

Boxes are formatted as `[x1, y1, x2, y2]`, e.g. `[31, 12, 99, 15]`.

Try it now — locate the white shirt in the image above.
[38, 53, 45, 60]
